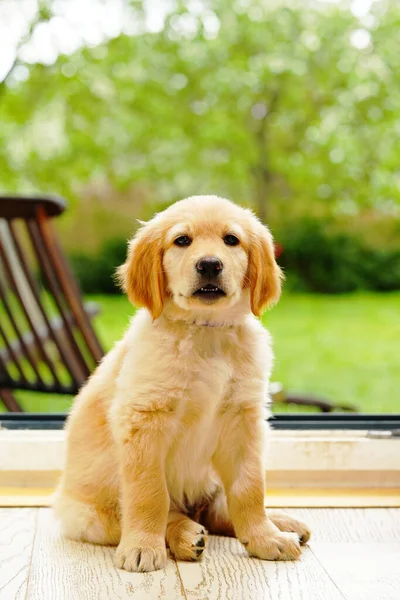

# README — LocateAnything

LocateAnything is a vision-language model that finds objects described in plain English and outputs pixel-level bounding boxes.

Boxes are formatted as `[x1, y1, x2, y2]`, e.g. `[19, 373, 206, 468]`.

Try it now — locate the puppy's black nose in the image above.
[196, 257, 223, 277]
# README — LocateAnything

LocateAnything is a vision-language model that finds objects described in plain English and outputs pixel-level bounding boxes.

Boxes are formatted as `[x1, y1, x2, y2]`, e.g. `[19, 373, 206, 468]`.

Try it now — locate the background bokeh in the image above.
[0, 0, 399, 413]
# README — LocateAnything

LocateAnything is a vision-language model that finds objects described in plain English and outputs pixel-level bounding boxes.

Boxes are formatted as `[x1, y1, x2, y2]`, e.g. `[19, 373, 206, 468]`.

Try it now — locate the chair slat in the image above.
[9, 221, 83, 389]
[0, 228, 62, 387]
[0, 275, 44, 385]
[36, 207, 104, 363]
[0, 320, 28, 384]
[26, 219, 89, 384]
[0, 388, 22, 412]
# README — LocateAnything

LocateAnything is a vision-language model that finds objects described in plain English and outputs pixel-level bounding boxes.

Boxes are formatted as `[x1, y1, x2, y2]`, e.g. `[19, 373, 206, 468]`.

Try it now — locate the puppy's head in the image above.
[117, 196, 283, 319]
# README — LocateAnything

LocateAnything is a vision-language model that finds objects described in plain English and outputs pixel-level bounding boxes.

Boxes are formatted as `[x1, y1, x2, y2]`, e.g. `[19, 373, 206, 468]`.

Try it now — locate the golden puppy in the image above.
[53, 195, 310, 572]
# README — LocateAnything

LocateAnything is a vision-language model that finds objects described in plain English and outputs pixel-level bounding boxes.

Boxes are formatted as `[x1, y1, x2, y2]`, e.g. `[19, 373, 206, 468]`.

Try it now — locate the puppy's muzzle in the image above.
[193, 256, 225, 301]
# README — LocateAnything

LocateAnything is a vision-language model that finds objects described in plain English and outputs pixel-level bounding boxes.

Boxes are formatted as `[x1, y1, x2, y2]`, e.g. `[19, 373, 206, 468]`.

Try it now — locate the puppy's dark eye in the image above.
[174, 235, 192, 247]
[224, 234, 240, 246]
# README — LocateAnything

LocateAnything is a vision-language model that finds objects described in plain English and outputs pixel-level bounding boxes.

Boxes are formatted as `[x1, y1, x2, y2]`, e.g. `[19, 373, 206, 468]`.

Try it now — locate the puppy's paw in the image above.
[267, 511, 311, 545]
[115, 539, 167, 572]
[168, 519, 207, 562]
[244, 529, 302, 561]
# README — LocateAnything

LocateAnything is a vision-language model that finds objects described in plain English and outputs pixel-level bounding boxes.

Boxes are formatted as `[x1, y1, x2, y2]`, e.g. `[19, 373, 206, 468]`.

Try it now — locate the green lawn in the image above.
[10, 291, 400, 414]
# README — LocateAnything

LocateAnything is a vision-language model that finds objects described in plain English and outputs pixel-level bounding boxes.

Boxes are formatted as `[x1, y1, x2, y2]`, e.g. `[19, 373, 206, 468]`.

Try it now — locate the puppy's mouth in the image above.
[192, 283, 226, 301]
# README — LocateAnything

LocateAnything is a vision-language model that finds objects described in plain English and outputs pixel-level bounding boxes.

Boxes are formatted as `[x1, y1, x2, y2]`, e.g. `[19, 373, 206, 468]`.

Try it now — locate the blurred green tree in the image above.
[0, 0, 399, 226]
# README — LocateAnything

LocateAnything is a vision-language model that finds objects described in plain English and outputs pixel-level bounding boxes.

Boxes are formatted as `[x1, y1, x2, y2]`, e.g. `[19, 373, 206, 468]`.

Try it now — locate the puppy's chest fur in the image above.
[121, 311, 271, 507]
[174, 325, 252, 413]
[162, 324, 265, 506]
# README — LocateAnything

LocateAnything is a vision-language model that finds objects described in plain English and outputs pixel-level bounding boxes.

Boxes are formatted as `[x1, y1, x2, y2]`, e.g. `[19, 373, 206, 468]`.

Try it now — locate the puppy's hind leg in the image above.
[267, 511, 311, 545]
[200, 490, 311, 546]
[166, 511, 207, 561]
[53, 491, 121, 546]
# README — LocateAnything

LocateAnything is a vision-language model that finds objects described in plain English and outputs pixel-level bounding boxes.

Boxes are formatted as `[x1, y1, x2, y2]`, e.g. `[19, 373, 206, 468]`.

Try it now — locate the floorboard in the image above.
[312, 542, 400, 600]
[0, 508, 399, 599]
[287, 508, 400, 542]
[176, 535, 345, 600]
[0, 508, 37, 600]
[26, 509, 185, 600]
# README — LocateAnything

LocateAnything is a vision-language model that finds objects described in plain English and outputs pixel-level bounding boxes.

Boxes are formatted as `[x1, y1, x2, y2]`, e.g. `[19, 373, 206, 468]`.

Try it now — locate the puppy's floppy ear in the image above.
[246, 222, 283, 317]
[116, 221, 166, 320]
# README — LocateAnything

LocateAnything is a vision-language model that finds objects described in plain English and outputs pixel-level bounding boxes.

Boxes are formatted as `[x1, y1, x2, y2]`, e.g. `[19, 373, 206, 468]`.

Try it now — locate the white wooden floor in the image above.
[0, 508, 399, 600]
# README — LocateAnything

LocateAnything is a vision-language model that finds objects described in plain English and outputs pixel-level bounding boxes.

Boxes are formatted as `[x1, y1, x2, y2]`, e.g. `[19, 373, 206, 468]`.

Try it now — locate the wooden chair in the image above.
[0, 196, 104, 411]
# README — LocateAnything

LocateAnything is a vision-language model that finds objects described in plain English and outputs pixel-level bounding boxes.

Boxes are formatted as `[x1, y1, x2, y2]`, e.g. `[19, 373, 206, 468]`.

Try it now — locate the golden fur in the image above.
[53, 195, 310, 572]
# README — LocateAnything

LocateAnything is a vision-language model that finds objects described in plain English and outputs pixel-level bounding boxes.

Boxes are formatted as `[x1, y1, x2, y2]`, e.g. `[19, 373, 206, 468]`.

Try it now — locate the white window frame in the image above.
[1, 428, 399, 507]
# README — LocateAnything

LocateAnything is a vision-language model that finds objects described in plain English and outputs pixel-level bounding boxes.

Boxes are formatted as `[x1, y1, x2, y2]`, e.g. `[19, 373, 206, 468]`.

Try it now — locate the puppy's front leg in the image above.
[213, 401, 301, 561]
[113, 406, 174, 572]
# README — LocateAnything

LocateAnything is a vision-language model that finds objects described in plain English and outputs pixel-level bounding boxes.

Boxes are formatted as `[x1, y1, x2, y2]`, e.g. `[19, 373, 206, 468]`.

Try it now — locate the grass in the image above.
[8, 291, 400, 414]
[264, 291, 400, 413]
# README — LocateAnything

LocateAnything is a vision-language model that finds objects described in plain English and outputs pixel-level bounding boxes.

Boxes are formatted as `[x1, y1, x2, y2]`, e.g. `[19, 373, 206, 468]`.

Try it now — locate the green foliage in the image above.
[0, 0, 399, 227]
[69, 238, 127, 294]
[361, 248, 400, 292]
[278, 219, 400, 293]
